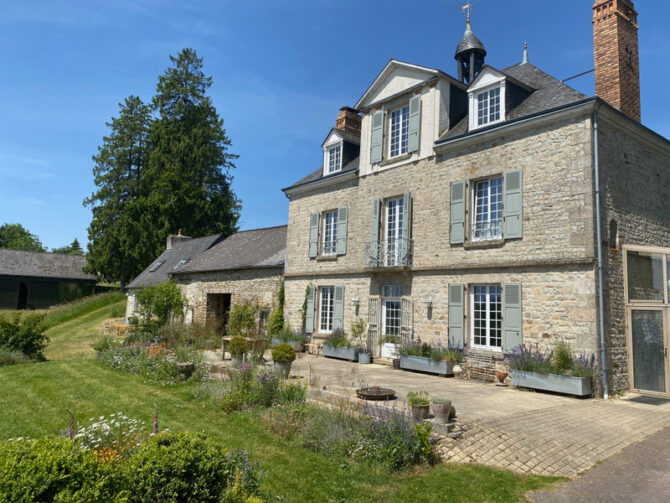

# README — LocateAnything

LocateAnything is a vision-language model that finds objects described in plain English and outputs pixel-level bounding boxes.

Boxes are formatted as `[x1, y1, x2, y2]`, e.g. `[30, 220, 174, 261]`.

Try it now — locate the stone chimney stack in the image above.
[166, 229, 191, 250]
[335, 107, 361, 135]
[593, 0, 641, 122]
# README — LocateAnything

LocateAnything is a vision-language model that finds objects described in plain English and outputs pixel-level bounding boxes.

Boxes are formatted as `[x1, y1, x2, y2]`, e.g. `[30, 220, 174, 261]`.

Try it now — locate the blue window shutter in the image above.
[336, 207, 348, 255]
[448, 284, 464, 349]
[450, 181, 466, 244]
[308, 213, 319, 258]
[370, 110, 383, 164]
[503, 283, 522, 353]
[407, 95, 421, 153]
[305, 286, 316, 333]
[401, 192, 412, 263]
[503, 170, 522, 239]
[333, 286, 345, 330]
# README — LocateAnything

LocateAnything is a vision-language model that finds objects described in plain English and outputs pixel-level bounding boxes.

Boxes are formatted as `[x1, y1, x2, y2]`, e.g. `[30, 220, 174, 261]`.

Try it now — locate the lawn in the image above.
[0, 298, 560, 502]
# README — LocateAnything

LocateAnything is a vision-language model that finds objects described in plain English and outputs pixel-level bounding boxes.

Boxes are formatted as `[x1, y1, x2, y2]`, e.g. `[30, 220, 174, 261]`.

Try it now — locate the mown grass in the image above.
[0, 301, 561, 502]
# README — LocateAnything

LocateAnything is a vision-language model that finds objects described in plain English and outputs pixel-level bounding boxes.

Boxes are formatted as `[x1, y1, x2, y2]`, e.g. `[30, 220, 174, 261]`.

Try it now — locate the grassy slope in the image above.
[0, 301, 559, 503]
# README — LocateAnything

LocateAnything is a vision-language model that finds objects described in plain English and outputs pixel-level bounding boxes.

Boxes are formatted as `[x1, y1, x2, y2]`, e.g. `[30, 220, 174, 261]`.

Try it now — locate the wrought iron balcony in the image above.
[364, 238, 413, 268]
[471, 219, 502, 242]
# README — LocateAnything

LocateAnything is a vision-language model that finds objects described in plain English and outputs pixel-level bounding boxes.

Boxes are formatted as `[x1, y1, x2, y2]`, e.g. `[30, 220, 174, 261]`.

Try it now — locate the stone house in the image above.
[282, 0, 670, 397]
[125, 226, 286, 332]
[0, 249, 96, 309]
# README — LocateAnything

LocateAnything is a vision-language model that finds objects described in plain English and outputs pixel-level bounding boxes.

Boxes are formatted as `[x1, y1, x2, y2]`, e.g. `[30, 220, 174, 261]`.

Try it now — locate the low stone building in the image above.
[281, 1, 670, 398]
[172, 226, 286, 330]
[0, 249, 96, 309]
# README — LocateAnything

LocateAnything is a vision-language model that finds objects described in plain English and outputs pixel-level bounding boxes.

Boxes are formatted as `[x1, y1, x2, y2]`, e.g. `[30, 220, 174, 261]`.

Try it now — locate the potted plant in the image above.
[228, 335, 248, 368]
[399, 343, 464, 376]
[322, 328, 359, 361]
[508, 341, 595, 397]
[380, 334, 401, 359]
[407, 391, 430, 421]
[431, 398, 452, 423]
[271, 343, 296, 378]
[350, 318, 370, 364]
[271, 327, 307, 352]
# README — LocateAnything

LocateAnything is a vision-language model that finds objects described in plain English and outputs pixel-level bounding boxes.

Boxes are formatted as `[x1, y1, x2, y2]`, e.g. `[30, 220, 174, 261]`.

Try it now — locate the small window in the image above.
[173, 259, 189, 271]
[327, 144, 342, 174]
[390, 105, 410, 157]
[322, 210, 338, 255]
[627, 251, 664, 301]
[477, 87, 501, 126]
[148, 261, 164, 273]
[319, 286, 335, 333]
[382, 285, 402, 298]
[471, 285, 502, 350]
[472, 177, 503, 241]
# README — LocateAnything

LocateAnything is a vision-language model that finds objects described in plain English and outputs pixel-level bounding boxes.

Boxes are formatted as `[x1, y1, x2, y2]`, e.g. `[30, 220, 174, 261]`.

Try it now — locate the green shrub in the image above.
[553, 339, 573, 374]
[228, 336, 248, 355]
[274, 328, 306, 343]
[228, 303, 257, 336]
[0, 346, 28, 366]
[267, 308, 284, 337]
[0, 312, 49, 361]
[127, 432, 261, 503]
[136, 281, 184, 325]
[271, 343, 296, 363]
[323, 328, 349, 348]
[407, 391, 429, 406]
[0, 437, 126, 502]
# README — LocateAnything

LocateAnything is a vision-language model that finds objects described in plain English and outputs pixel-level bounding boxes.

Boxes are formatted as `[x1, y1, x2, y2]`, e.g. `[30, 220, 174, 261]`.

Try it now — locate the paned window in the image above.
[386, 197, 404, 266]
[472, 177, 503, 241]
[477, 87, 501, 126]
[472, 285, 502, 350]
[382, 285, 402, 337]
[390, 105, 409, 157]
[322, 210, 338, 255]
[327, 145, 341, 174]
[319, 286, 335, 333]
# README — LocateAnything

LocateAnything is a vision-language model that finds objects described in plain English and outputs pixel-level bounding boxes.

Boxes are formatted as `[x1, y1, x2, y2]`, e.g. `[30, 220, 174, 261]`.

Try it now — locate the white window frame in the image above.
[385, 197, 404, 266]
[470, 284, 503, 351]
[468, 80, 506, 131]
[326, 144, 342, 174]
[319, 286, 335, 333]
[389, 105, 410, 158]
[382, 285, 402, 336]
[471, 176, 503, 242]
[322, 210, 338, 255]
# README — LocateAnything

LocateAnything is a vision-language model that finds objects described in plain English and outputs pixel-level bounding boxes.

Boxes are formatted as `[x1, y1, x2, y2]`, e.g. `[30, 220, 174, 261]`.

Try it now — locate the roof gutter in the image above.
[282, 168, 358, 199]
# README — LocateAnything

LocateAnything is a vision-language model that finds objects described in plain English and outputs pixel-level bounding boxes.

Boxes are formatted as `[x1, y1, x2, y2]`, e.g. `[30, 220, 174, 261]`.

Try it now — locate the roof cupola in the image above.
[454, 7, 486, 84]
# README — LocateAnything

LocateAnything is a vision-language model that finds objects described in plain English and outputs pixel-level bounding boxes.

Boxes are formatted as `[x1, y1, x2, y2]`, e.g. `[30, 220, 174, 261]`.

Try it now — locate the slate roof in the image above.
[0, 249, 96, 281]
[455, 25, 487, 57]
[126, 234, 222, 290]
[283, 157, 359, 192]
[172, 225, 287, 275]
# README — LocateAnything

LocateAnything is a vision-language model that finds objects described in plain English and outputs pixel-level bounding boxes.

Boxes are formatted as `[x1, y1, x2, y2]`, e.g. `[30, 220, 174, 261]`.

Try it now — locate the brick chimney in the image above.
[593, 0, 641, 122]
[335, 107, 361, 135]
[166, 229, 191, 250]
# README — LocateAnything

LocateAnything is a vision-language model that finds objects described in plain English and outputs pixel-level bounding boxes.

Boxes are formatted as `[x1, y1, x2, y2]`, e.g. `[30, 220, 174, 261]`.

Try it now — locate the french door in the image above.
[385, 198, 403, 266]
[628, 308, 668, 394]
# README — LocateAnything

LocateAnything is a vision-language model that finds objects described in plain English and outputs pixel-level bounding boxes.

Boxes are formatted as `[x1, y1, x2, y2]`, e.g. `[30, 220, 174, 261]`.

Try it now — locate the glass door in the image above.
[630, 309, 667, 393]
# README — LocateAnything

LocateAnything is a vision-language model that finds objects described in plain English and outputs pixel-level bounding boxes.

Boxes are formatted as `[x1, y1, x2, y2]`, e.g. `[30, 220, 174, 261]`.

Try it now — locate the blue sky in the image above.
[1, 0, 669, 250]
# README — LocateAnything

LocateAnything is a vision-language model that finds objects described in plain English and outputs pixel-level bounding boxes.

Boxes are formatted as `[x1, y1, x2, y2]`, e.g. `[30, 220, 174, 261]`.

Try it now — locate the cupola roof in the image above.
[454, 21, 487, 59]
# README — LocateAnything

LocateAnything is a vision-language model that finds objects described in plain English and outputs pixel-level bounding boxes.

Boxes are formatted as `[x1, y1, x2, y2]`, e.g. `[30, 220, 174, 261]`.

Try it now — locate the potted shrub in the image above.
[431, 398, 452, 423]
[271, 343, 296, 378]
[350, 318, 370, 364]
[380, 334, 401, 359]
[407, 391, 430, 421]
[228, 335, 248, 368]
[399, 343, 464, 376]
[508, 341, 595, 397]
[322, 329, 359, 361]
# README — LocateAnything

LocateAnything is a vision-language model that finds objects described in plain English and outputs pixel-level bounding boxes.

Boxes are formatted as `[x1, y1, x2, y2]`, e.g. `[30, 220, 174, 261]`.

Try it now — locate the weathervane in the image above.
[462, 2, 473, 26]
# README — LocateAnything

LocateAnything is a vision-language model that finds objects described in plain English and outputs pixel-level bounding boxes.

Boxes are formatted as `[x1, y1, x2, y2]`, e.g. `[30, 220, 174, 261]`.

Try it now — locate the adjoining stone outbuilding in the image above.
[0, 249, 96, 309]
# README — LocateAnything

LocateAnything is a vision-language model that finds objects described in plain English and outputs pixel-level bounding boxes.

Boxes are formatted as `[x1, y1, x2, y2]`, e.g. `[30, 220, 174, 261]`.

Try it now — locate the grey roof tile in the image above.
[0, 249, 96, 281]
[173, 225, 287, 274]
[284, 157, 359, 192]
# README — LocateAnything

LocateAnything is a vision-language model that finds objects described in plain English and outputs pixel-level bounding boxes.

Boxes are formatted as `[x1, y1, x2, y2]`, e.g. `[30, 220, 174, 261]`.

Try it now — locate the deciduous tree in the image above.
[0, 223, 46, 252]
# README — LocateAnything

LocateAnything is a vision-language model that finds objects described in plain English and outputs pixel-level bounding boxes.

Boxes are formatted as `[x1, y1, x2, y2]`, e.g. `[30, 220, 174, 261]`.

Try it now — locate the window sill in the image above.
[377, 152, 412, 167]
[316, 254, 338, 262]
[464, 238, 505, 250]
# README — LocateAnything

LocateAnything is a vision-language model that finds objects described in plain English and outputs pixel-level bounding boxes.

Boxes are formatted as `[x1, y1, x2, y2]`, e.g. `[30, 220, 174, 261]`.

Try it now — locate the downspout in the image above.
[593, 106, 609, 399]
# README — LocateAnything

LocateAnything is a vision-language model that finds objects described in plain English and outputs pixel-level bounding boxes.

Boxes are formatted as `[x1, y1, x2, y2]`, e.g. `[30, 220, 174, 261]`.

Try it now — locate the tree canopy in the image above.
[51, 238, 84, 255]
[0, 223, 46, 252]
[84, 48, 240, 287]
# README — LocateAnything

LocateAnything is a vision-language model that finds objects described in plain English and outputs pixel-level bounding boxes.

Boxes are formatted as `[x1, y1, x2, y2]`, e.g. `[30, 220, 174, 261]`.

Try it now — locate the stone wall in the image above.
[598, 109, 670, 392]
[175, 268, 283, 326]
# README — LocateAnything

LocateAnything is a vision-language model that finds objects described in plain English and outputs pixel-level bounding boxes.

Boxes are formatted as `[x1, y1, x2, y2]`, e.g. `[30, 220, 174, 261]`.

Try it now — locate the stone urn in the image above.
[274, 361, 292, 378]
[453, 363, 464, 378]
[431, 400, 452, 423]
[411, 404, 430, 421]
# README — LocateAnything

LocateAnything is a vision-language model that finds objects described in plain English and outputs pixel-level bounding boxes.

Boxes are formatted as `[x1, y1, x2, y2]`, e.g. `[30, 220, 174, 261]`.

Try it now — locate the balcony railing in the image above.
[364, 238, 413, 268]
[471, 219, 502, 242]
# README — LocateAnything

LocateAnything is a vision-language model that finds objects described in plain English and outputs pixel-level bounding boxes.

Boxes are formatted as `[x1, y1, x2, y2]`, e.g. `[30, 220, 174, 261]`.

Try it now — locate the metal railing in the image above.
[364, 238, 413, 268]
[471, 219, 502, 242]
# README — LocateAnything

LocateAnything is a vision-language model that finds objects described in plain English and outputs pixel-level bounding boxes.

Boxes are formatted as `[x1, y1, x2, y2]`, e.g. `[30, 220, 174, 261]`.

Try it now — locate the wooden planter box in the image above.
[511, 370, 593, 397]
[323, 345, 359, 361]
[271, 338, 304, 352]
[399, 355, 454, 376]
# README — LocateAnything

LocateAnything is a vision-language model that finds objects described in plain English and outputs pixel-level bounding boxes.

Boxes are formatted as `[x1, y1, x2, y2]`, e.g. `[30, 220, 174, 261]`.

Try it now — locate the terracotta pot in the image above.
[495, 370, 509, 383]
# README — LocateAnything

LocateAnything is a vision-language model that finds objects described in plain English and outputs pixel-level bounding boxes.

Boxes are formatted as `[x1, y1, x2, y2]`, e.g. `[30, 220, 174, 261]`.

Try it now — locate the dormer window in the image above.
[327, 144, 342, 174]
[389, 105, 410, 157]
[476, 86, 501, 126]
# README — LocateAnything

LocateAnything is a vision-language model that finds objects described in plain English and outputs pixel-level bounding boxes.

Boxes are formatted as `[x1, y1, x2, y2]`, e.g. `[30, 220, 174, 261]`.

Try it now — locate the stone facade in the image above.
[175, 268, 283, 326]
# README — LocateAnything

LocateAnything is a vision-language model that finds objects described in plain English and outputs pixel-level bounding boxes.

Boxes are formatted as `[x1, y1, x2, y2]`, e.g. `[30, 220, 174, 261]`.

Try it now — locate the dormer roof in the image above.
[321, 127, 360, 148]
[467, 65, 534, 93]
